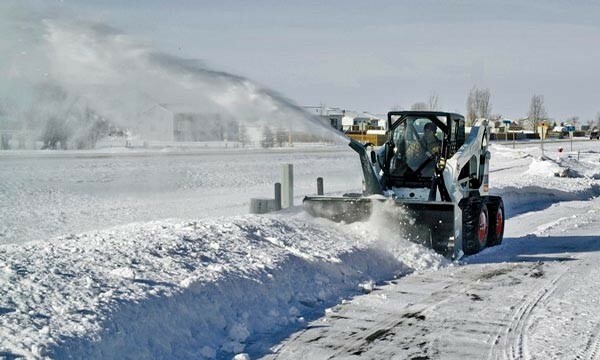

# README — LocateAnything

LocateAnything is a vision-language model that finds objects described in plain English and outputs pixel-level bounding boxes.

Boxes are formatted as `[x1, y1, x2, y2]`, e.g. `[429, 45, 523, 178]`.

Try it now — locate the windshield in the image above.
[389, 116, 444, 179]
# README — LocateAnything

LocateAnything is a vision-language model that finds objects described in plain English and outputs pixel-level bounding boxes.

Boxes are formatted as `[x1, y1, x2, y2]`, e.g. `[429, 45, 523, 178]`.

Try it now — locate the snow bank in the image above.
[525, 158, 568, 177]
[524, 153, 600, 179]
[489, 145, 600, 216]
[557, 151, 600, 179]
[0, 214, 444, 359]
[495, 184, 599, 217]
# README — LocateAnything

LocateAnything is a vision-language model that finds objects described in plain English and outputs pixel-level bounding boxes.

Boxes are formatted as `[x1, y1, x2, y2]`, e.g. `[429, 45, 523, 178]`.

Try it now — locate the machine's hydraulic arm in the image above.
[348, 139, 383, 196]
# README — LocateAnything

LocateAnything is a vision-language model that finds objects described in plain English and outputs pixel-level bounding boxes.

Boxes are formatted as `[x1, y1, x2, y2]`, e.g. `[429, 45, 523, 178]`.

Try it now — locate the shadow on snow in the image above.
[466, 234, 600, 265]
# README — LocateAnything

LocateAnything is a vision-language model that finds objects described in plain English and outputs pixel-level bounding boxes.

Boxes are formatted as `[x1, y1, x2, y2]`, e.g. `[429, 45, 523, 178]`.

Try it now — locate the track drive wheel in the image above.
[460, 197, 489, 255]
[485, 196, 505, 246]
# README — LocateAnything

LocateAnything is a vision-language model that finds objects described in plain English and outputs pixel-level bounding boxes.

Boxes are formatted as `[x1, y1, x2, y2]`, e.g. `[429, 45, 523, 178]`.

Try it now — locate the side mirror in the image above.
[370, 150, 377, 165]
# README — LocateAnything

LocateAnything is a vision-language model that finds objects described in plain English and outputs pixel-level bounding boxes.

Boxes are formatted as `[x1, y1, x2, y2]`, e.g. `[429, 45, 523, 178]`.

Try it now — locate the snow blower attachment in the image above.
[303, 111, 505, 258]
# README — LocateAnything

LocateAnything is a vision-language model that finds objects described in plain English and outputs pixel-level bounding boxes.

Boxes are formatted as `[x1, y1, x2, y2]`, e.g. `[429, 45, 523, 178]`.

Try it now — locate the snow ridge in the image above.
[494, 184, 600, 217]
[0, 215, 433, 359]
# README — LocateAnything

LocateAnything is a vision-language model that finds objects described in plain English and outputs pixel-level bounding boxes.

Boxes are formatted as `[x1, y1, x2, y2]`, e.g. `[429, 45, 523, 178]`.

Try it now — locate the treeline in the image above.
[259, 125, 334, 148]
[400, 87, 600, 135]
[0, 82, 121, 150]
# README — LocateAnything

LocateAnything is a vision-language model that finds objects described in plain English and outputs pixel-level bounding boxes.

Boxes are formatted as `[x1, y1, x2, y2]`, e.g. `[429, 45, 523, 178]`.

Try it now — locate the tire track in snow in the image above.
[487, 264, 570, 360]
[575, 322, 600, 360]
[325, 270, 492, 359]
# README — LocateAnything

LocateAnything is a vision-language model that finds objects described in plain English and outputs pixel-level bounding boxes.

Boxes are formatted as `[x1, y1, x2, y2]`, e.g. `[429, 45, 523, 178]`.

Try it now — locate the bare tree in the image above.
[411, 102, 428, 111]
[390, 104, 404, 111]
[275, 127, 287, 147]
[224, 120, 239, 141]
[41, 116, 70, 150]
[527, 94, 547, 134]
[0, 99, 11, 149]
[260, 125, 274, 148]
[585, 118, 596, 130]
[0, 134, 9, 150]
[406, 93, 440, 112]
[73, 107, 111, 149]
[214, 115, 224, 141]
[427, 93, 440, 111]
[466, 86, 492, 125]
[238, 122, 249, 148]
[566, 116, 579, 127]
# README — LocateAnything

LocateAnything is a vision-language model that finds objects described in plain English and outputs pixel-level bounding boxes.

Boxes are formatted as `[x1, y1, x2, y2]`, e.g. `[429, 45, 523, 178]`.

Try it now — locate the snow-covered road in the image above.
[266, 197, 600, 360]
[0, 142, 598, 359]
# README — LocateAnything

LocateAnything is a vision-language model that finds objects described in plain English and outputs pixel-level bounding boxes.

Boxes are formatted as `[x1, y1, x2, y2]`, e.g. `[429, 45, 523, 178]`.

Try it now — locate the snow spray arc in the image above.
[1, 12, 348, 148]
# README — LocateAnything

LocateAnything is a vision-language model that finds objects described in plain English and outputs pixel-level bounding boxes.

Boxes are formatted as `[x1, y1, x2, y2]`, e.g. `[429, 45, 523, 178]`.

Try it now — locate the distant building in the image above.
[351, 114, 383, 131]
[137, 104, 233, 142]
[303, 106, 385, 132]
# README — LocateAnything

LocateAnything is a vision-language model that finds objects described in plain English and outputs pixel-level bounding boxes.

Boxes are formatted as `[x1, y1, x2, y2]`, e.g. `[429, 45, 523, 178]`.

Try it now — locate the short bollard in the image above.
[274, 183, 282, 211]
[317, 177, 324, 195]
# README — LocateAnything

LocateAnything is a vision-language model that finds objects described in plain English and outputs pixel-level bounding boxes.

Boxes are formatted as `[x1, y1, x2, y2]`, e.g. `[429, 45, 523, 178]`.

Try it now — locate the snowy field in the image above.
[0, 147, 362, 245]
[0, 141, 599, 359]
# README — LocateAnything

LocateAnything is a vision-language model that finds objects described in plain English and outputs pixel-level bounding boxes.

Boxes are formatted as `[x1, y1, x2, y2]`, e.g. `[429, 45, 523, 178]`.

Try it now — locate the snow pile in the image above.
[558, 151, 600, 179]
[489, 145, 600, 216]
[0, 214, 444, 359]
[522, 152, 600, 179]
[525, 158, 568, 177]
[489, 144, 534, 162]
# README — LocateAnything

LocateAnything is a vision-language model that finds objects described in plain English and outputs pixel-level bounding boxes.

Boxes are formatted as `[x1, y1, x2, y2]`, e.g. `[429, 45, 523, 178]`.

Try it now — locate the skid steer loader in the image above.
[304, 111, 505, 258]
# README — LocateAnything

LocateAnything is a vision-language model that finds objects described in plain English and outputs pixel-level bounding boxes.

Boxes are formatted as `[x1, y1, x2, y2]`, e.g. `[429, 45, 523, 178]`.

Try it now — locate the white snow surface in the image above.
[0, 148, 362, 245]
[0, 142, 599, 359]
[0, 212, 444, 359]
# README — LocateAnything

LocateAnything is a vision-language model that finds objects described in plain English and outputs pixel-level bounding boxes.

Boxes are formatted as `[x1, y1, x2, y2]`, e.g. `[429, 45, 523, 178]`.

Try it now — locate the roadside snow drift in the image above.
[0, 214, 445, 359]
[489, 145, 600, 216]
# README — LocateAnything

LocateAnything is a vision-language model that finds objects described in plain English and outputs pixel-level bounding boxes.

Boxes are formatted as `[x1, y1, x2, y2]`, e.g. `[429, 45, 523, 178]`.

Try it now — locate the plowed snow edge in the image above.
[0, 216, 417, 359]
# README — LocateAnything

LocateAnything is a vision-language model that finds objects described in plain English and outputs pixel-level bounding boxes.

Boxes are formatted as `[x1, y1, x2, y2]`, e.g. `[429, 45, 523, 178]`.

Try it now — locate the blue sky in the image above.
[7, 0, 600, 122]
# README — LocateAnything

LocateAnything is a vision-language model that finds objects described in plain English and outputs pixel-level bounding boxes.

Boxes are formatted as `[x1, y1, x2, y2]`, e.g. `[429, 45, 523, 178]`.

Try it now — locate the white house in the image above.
[137, 104, 234, 142]
[302, 106, 385, 132]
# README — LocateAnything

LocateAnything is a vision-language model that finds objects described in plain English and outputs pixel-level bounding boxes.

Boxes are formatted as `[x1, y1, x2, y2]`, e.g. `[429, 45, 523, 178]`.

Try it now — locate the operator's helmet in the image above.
[424, 122, 437, 133]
